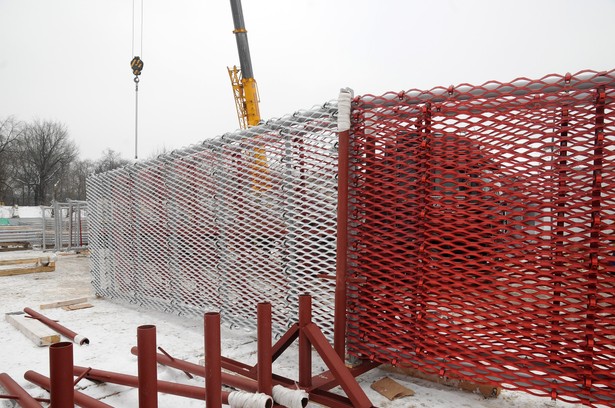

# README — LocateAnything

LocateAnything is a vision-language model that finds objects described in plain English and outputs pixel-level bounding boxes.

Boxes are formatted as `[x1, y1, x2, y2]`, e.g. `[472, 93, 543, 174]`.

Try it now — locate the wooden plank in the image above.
[0, 263, 55, 277]
[41, 297, 89, 310]
[5, 311, 60, 347]
[62, 303, 93, 311]
[0, 258, 41, 266]
[384, 364, 501, 398]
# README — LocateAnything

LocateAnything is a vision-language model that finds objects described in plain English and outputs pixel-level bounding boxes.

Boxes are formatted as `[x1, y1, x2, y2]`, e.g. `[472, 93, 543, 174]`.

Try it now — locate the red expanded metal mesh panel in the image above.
[347, 70, 615, 407]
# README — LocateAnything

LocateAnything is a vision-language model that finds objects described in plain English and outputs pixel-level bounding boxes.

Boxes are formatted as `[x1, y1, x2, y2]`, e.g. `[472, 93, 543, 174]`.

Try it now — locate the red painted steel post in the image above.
[49, 341, 74, 408]
[298, 294, 312, 388]
[137, 324, 158, 408]
[0, 373, 43, 408]
[205, 312, 222, 408]
[24, 307, 89, 345]
[257, 302, 273, 395]
[335, 128, 351, 360]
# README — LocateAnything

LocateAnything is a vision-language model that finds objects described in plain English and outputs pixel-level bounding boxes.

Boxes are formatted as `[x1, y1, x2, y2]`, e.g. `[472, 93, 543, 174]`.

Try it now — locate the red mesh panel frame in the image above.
[347, 70, 615, 407]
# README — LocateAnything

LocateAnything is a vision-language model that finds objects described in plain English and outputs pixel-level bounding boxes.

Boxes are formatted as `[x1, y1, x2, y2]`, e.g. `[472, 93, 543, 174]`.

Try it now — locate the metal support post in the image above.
[205, 312, 222, 408]
[335, 128, 350, 359]
[257, 302, 273, 395]
[298, 294, 312, 388]
[49, 342, 74, 407]
[137, 325, 158, 408]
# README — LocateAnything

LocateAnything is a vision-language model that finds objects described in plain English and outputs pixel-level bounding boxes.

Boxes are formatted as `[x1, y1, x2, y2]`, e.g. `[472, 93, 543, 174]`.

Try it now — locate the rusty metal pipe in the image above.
[23, 307, 89, 345]
[0, 373, 43, 408]
[24, 370, 112, 408]
[205, 312, 222, 408]
[73, 366, 230, 402]
[137, 324, 157, 408]
[298, 294, 312, 388]
[49, 341, 74, 407]
[257, 302, 273, 395]
[129, 347, 259, 392]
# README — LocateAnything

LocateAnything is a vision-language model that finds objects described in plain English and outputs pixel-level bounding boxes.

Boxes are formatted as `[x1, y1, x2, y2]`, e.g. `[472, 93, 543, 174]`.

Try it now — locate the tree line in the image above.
[0, 116, 131, 206]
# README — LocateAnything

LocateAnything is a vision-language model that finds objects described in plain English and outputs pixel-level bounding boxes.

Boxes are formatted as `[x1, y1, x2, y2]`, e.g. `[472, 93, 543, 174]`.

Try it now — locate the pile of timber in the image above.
[0, 255, 55, 277]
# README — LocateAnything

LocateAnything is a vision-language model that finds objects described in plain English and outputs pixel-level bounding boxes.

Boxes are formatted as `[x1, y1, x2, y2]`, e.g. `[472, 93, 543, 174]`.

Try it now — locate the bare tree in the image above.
[93, 148, 130, 174]
[146, 145, 170, 160]
[14, 119, 78, 205]
[0, 116, 24, 204]
[56, 159, 93, 201]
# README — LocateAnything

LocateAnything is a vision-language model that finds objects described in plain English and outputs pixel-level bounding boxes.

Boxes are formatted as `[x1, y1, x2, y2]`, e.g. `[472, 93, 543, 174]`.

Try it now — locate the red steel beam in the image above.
[308, 361, 381, 392]
[23, 307, 89, 345]
[0, 373, 43, 408]
[298, 294, 312, 388]
[303, 323, 373, 408]
[49, 341, 74, 408]
[270, 323, 299, 362]
[269, 372, 356, 408]
[257, 302, 273, 395]
[137, 325, 157, 408]
[24, 370, 112, 408]
[72, 365, 230, 402]
[205, 312, 222, 408]
[250, 323, 299, 377]
[335, 128, 350, 359]
[130, 347, 259, 392]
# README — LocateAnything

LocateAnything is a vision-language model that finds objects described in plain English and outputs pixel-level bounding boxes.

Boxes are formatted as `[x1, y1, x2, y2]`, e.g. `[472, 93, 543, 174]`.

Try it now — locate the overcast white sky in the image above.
[1, 0, 614, 161]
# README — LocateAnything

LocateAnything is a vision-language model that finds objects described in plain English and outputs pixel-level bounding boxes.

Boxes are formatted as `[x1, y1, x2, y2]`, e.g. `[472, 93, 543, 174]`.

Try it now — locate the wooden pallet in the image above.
[0, 257, 55, 277]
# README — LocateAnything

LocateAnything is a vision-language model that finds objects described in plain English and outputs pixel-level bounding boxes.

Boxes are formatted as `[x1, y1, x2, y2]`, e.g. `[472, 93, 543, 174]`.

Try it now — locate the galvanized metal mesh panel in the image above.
[347, 70, 615, 407]
[87, 103, 339, 337]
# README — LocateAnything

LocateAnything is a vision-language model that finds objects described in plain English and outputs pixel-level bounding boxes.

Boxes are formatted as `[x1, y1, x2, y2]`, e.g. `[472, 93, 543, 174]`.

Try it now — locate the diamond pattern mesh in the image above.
[346, 70, 615, 407]
[87, 103, 339, 337]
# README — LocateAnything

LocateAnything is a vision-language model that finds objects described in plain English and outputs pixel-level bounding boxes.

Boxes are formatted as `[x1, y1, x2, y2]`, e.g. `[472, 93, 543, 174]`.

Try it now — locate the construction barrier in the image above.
[346, 69, 615, 407]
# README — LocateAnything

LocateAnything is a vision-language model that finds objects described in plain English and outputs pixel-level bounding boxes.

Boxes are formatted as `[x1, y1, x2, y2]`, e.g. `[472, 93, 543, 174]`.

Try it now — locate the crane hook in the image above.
[130, 56, 143, 160]
[130, 56, 144, 84]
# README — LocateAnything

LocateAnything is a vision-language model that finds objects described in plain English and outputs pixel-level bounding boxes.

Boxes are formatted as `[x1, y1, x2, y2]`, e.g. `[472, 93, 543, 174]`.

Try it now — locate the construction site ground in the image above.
[0, 251, 584, 407]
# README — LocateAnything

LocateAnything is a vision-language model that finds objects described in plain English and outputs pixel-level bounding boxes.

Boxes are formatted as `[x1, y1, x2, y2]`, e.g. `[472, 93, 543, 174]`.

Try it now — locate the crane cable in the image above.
[131, 0, 144, 159]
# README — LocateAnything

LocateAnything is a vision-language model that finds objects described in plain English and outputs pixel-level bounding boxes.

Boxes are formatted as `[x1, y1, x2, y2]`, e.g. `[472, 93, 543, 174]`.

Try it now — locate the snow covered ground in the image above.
[0, 251, 584, 407]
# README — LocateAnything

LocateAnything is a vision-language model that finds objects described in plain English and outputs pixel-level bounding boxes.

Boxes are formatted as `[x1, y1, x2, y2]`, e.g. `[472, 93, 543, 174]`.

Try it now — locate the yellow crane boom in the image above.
[228, 0, 260, 129]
